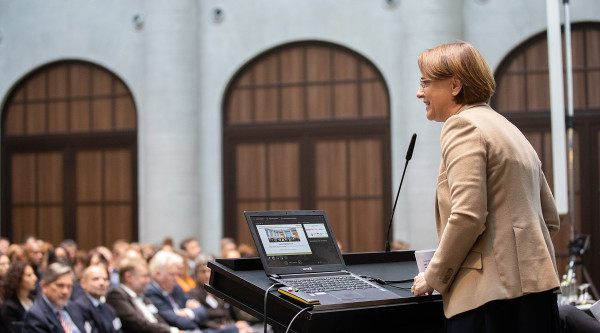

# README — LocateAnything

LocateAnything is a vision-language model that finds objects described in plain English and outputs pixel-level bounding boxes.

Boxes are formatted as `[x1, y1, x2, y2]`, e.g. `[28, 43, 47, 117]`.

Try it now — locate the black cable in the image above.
[264, 283, 283, 333]
[285, 307, 311, 333]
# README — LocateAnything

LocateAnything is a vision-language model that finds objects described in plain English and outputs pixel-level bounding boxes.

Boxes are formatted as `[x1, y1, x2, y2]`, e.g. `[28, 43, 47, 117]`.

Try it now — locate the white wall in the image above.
[1, 0, 599, 254]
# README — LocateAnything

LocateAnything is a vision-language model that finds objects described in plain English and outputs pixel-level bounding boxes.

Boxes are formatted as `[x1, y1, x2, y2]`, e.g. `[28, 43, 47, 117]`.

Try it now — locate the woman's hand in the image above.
[411, 272, 434, 296]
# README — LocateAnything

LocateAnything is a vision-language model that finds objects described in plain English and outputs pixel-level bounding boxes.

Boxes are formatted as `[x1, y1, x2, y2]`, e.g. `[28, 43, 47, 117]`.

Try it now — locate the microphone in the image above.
[385, 133, 417, 252]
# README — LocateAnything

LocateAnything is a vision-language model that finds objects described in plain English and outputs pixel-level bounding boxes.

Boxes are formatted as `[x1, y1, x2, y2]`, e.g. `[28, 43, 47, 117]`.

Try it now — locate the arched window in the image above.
[492, 22, 600, 289]
[223, 41, 391, 252]
[1, 60, 138, 250]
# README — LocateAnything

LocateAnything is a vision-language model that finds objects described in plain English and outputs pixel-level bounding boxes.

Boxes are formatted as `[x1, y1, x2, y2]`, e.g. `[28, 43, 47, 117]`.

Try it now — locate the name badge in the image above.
[205, 295, 219, 309]
[147, 304, 159, 314]
[113, 317, 122, 330]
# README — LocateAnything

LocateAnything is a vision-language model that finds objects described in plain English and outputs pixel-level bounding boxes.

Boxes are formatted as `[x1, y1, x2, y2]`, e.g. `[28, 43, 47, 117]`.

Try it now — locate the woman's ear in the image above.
[451, 77, 463, 96]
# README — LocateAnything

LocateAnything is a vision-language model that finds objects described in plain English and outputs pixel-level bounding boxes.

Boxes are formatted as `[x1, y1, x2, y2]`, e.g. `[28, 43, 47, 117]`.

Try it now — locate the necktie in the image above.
[168, 295, 179, 310]
[97, 303, 112, 331]
[58, 310, 72, 333]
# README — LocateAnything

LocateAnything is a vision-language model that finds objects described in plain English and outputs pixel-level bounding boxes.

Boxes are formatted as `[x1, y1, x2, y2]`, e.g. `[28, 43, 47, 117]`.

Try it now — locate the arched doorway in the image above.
[492, 22, 600, 293]
[223, 41, 391, 253]
[1, 60, 138, 250]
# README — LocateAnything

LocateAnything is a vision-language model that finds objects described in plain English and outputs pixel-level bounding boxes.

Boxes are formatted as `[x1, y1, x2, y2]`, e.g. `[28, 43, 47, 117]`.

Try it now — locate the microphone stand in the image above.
[385, 134, 416, 252]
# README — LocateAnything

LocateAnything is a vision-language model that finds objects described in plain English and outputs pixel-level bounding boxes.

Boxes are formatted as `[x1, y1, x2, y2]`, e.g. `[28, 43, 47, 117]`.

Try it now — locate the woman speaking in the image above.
[411, 42, 561, 332]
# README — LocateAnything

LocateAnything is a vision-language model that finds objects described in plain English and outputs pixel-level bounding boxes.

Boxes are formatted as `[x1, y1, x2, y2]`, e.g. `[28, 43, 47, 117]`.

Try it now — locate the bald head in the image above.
[80, 265, 109, 299]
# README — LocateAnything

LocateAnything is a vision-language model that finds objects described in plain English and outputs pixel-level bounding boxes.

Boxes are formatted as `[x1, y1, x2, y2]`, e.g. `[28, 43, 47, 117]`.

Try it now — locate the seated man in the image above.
[145, 251, 242, 333]
[188, 258, 254, 333]
[23, 262, 91, 333]
[106, 258, 178, 333]
[73, 265, 122, 333]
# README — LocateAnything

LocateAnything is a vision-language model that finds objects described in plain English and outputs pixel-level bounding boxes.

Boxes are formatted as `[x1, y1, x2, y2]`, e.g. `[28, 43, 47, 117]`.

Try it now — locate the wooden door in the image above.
[224, 42, 391, 252]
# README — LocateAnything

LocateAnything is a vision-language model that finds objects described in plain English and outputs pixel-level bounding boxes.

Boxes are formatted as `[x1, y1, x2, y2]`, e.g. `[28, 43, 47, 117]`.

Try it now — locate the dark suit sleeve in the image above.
[22, 303, 58, 333]
[144, 285, 199, 331]
[1, 299, 26, 333]
[106, 288, 171, 333]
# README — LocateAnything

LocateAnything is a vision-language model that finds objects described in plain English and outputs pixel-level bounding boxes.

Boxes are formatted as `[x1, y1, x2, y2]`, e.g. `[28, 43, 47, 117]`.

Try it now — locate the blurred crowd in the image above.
[0, 235, 263, 333]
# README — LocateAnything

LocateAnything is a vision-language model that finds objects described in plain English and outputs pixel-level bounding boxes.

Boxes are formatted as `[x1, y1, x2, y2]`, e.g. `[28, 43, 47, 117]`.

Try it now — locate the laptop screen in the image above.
[245, 210, 346, 276]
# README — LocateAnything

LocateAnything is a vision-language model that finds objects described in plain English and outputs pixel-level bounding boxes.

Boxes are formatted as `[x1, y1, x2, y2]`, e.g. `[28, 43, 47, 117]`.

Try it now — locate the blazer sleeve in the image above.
[425, 116, 488, 294]
[106, 288, 171, 333]
[144, 286, 199, 331]
[540, 171, 560, 237]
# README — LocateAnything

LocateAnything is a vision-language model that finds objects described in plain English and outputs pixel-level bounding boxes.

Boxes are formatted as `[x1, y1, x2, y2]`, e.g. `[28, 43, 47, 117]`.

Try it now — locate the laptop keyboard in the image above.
[285, 275, 373, 293]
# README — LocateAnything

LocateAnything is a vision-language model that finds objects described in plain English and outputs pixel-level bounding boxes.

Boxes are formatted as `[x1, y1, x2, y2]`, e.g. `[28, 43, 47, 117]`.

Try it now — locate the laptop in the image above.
[244, 210, 401, 310]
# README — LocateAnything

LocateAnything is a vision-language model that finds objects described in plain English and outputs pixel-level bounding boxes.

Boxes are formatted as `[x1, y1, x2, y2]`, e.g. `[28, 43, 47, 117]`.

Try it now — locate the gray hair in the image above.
[148, 250, 183, 276]
[42, 262, 74, 284]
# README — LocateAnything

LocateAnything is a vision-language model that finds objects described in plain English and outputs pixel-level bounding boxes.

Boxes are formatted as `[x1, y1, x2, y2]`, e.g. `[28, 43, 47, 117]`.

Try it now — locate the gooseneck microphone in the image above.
[385, 133, 417, 252]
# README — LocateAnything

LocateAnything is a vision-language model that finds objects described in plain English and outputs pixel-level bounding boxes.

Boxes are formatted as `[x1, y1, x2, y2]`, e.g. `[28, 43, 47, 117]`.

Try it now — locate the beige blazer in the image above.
[424, 104, 560, 318]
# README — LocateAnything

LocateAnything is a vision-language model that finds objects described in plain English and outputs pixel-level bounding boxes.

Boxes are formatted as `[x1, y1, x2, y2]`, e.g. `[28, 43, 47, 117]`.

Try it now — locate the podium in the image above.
[205, 251, 445, 333]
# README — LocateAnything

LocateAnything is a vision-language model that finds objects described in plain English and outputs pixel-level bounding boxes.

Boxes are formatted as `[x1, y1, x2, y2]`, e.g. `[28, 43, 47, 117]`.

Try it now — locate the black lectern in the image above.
[205, 251, 444, 333]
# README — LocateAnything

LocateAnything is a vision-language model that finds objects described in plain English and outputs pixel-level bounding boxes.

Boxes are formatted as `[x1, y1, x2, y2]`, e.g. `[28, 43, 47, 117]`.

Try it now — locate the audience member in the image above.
[22, 237, 44, 280]
[188, 257, 253, 333]
[145, 251, 209, 331]
[106, 258, 177, 333]
[59, 239, 78, 262]
[175, 256, 196, 293]
[139, 243, 155, 262]
[8, 244, 26, 263]
[220, 238, 237, 259]
[160, 238, 175, 252]
[236, 244, 256, 258]
[72, 250, 89, 282]
[180, 238, 202, 272]
[73, 265, 122, 333]
[559, 304, 600, 333]
[0, 253, 10, 289]
[1, 261, 37, 333]
[0, 237, 10, 255]
[23, 262, 90, 333]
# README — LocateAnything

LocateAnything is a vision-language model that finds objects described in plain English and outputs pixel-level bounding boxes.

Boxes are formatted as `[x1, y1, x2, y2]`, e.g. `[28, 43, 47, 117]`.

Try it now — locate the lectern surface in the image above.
[205, 251, 445, 333]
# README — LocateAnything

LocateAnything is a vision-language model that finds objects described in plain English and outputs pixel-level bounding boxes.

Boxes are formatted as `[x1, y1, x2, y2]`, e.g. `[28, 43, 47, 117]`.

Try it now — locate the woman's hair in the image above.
[2, 261, 30, 301]
[418, 41, 496, 105]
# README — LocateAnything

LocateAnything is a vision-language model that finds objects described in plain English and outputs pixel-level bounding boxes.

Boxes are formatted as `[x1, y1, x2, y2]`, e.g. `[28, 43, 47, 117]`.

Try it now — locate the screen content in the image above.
[251, 215, 342, 268]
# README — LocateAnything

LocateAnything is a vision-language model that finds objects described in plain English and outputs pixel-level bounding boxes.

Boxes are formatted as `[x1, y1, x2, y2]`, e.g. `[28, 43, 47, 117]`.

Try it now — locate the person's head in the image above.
[80, 265, 109, 300]
[23, 237, 43, 268]
[59, 239, 77, 260]
[41, 262, 74, 308]
[193, 256, 214, 286]
[417, 42, 496, 122]
[48, 246, 71, 267]
[8, 244, 26, 263]
[119, 258, 150, 295]
[180, 238, 201, 260]
[85, 250, 109, 271]
[0, 237, 10, 255]
[220, 238, 237, 258]
[2, 261, 37, 300]
[0, 253, 10, 277]
[148, 250, 183, 293]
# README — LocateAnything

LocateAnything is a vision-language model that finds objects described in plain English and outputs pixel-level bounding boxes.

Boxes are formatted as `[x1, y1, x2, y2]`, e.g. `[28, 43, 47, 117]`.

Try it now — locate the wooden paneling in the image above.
[493, 23, 600, 292]
[2, 61, 137, 250]
[224, 42, 390, 253]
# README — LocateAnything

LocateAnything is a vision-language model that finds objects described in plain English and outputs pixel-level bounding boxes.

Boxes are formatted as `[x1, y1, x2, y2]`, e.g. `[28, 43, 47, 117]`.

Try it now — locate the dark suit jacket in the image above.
[1, 297, 29, 333]
[188, 286, 235, 330]
[144, 282, 208, 331]
[105, 286, 171, 333]
[73, 294, 122, 333]
[22, 295, 89, 333]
